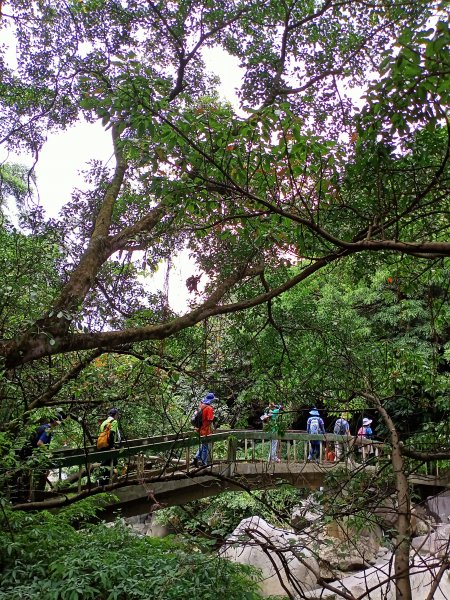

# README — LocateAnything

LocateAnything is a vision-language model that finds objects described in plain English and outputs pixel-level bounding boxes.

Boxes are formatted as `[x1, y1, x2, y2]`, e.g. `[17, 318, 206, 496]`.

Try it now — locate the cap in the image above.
[108, 408, 119, 417]
[202, 392, 216, 405]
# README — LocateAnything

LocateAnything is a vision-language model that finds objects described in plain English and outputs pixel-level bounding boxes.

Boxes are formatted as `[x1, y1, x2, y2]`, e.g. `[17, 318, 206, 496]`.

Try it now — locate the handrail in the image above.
[48, 430, 384, 469]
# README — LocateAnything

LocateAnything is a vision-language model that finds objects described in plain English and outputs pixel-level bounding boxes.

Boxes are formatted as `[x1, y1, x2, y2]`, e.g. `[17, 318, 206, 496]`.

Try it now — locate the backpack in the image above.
[309, 417, 320, 435]
[191, 408, 203, 429]
[333, 419, 347, 436]
[97, 421, 112, 450]
[18, 426, 46, 459]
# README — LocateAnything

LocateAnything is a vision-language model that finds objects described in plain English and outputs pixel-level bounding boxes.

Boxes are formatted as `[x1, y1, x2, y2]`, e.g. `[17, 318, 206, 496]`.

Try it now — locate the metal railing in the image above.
[48, 430, 384, 480]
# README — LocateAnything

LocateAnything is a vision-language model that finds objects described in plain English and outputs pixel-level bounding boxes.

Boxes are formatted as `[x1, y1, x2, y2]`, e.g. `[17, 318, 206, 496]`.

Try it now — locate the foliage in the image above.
[0, 501, 262, 600]
[154, 486, 304, 541]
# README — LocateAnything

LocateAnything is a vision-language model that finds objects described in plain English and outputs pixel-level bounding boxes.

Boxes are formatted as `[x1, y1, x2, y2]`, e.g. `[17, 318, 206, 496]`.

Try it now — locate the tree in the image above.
[1, 4, 450, 597]
[0, 1, 448, 374]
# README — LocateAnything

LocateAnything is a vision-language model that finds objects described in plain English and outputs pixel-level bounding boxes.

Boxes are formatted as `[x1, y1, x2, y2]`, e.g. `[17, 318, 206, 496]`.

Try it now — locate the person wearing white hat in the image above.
[357, 417, 373, 460]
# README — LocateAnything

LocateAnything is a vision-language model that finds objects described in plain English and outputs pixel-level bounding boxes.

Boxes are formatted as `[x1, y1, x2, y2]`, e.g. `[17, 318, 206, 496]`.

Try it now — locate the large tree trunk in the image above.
[365, 393, 412, 600]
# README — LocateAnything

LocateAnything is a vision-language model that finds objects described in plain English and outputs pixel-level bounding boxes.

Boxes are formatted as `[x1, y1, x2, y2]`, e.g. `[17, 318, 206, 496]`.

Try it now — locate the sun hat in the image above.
[202, 392, 216, 405]
[362, 417, 372, 426]
[309, 409, 320, 416]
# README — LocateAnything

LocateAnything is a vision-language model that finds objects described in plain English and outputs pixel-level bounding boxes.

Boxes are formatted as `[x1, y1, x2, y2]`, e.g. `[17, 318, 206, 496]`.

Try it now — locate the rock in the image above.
[425, 490, 450, 524]
[373, 496, 398, 531]
[306, 554, 450, 599]
[125, 512, 173, 538]
[317, 538, 375, 571]
[291, 495, 322, 530]
[220, 516, 319, 598]
[411, 523, 450, 557]
[313, 518, 382, 571]
[411, 504, 434, 536]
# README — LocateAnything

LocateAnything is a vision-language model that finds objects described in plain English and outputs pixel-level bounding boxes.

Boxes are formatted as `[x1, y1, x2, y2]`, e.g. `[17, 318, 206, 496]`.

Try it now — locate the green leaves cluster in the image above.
[0, 501, 262, 600]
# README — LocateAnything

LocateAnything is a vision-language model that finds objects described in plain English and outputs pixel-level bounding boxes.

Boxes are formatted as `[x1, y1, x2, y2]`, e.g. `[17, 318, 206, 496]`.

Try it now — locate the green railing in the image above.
[12, 431, 448, 506]
[49, 429, 383, 471]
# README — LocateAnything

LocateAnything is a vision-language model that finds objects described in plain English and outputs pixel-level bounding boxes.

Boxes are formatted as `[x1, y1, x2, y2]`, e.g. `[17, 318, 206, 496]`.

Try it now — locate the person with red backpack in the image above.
[192, 393, 215, 467]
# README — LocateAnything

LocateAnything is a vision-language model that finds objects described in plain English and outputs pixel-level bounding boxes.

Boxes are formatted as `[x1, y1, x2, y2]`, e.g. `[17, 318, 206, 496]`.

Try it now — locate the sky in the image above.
[1, 31, 243, 312]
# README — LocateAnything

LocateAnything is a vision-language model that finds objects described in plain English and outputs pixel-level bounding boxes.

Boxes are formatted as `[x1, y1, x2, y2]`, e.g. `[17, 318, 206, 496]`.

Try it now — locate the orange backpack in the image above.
[97, 421, 112, 450]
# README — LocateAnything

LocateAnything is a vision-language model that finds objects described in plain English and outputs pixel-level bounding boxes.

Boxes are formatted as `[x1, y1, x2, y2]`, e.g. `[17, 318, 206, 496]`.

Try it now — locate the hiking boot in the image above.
[191, 458, 199, 467]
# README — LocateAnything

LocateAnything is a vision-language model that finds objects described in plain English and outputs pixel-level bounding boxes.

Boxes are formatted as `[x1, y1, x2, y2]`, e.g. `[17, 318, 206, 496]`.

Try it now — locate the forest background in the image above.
[0, 1, 450, 599]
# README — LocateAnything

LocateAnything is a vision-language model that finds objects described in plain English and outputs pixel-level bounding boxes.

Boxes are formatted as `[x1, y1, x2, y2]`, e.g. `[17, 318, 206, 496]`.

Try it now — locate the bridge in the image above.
[12, 430, 449, 517]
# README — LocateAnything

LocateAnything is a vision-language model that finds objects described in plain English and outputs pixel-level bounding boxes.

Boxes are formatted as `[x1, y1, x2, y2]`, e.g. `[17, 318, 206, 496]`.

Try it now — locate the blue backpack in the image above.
[309, 418, 320, 435]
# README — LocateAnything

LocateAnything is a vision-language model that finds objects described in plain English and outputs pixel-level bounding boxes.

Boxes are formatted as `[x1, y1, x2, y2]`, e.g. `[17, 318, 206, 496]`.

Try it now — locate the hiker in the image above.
[97, 408, 121, 486]
[306, 408, 325, 461]
[17, 413, 63, 502]
[192, 392, 215, 467]
[261, 401, 281, 462]
[333, 412, 351, 462]
[357, 417, 373, 460]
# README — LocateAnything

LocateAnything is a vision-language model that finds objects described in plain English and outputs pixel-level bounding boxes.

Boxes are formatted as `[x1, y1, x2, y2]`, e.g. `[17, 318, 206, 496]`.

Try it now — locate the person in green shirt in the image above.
[262, 402, 281, 462]
[98, 408, 121, 486]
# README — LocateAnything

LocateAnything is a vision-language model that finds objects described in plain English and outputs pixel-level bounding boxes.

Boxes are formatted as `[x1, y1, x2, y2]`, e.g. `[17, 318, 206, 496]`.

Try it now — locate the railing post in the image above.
[186, 443, 190, 472]
[227, 436, 237, 477]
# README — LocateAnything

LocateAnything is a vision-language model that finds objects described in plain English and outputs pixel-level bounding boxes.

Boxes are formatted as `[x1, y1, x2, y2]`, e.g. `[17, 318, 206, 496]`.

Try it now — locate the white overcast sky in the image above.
[1, 28, 243, 311]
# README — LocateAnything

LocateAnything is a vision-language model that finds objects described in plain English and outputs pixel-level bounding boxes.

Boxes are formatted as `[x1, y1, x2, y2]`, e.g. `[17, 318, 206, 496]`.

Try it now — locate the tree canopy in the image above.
[0, 0, 449, 379]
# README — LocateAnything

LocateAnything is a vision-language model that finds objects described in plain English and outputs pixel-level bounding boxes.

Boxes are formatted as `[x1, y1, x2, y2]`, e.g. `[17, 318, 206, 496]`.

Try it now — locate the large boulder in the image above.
[411, 505, 434, 536]
[373, 496, 398, 531]
[220, 516, 319, 598]
[306, 554, 450, 599]
[411, 523, 450, 558]
[425, 491, 450, 524]
[291, 496, 322, 530]
[313, 519, 382, 572]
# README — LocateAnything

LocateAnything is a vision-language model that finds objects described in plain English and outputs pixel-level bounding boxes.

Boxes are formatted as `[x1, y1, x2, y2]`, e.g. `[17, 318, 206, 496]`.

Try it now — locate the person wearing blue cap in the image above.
[307, 408, 325, 461]
[17, 413, 64, 502]
[192, 393, 216, 467]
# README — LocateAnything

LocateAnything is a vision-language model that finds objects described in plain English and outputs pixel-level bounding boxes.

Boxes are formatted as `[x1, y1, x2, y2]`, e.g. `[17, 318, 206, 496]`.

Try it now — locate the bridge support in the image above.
[226, 436, 237, 477]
